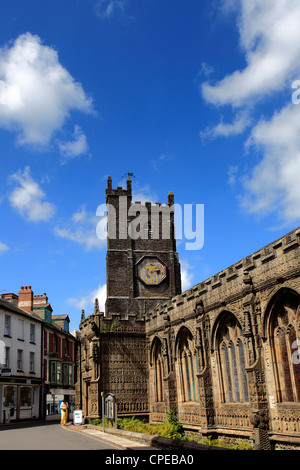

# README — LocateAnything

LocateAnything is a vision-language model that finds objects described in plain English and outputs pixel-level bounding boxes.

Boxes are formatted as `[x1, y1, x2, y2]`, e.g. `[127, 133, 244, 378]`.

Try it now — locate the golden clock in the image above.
[137, 256, 167, 285]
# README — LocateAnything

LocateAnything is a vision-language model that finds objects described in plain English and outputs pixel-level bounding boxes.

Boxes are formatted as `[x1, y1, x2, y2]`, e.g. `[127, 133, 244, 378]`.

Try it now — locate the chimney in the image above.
[1, 293, 19, 307]
[18, 286, 33, 314]
[33, 293, 48, 307]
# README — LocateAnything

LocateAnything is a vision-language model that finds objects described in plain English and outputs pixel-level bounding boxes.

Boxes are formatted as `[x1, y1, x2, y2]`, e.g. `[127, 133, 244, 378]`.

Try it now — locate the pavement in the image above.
[63, 424, 158, 450]
[0, 420, 228, 451]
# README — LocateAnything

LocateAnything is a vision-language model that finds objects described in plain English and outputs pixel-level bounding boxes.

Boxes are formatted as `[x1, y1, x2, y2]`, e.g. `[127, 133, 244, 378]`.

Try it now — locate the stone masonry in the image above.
[76, 178, 300, 449]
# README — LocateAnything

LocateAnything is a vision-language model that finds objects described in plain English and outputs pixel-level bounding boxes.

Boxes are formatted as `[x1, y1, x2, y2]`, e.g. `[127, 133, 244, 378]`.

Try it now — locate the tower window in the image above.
[144, 221, 153, 240]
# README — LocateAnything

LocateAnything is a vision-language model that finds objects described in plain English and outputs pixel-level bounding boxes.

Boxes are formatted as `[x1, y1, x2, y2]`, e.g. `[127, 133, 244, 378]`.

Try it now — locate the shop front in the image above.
[0, 382, 41, 423]
[46, 388, 75, 421]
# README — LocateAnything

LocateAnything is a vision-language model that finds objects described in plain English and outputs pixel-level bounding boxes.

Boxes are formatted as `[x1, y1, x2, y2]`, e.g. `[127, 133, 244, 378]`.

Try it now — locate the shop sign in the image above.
[73, 409, 83, 425]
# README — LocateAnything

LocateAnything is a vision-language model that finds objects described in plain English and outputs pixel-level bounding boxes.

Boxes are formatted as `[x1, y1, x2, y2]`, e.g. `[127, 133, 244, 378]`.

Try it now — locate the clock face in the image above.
[137, 256, 167, 285]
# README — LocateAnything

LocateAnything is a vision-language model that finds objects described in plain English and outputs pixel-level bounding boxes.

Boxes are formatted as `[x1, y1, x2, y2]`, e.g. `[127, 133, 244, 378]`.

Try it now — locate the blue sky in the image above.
[1, 0, 300, 332]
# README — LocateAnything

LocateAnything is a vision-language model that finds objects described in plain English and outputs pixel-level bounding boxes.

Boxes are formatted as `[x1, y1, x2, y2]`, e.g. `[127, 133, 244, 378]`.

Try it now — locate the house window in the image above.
[69, 365, 73, 386]
[4, 315, 11, 336]
[63, 363, 73, 385]
[20, 387, 32, 407]
[45, 309, 51, 323]
[18, 319, 25, 340]
[57, 362, 62, 384]
[5, 347, 10, 368]
[50, 361, 62, 384]
[53, 335, 57, 353]
[17, 349, 23, 371]
[50, 361, 56, 384]
[65, 339, 69, 356]
[4, 386, 17, 408]
[30, 324, 36, 343]
[29, 352, 35, 373]
[63, 364, 69, 385]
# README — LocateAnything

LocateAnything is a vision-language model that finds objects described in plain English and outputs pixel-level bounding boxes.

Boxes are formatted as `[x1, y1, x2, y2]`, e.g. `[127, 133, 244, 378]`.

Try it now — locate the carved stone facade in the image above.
[146, 227, 300, 449]
[76, 178, 300, 449]
[76, 310, 149, 419]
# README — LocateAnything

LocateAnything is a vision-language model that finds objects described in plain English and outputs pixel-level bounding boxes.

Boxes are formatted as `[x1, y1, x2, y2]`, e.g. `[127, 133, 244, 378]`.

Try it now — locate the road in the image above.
[0, 421, 119, 450]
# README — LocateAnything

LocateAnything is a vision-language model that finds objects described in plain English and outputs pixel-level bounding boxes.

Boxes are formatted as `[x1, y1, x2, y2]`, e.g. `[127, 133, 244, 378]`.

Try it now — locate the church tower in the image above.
[76, 177, 182, 421]
[105, 176, 181, 318]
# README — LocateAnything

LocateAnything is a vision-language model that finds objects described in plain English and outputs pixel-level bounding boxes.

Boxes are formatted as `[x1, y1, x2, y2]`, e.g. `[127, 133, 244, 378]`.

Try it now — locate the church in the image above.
[76, 177, 300, 450]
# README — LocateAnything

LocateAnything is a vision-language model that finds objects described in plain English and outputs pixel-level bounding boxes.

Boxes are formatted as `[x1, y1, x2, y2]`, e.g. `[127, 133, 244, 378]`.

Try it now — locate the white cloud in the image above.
[66, 283, 106, 313]
[201, 0, 300, 225]
[132, 184, 158, 204]
[55, 182, 161, 251]
[54, 205, 106, 251]
[8, 166, 55, 222]
[180, 260, 194, 291]
[243, 102, 300, 223]
[0, 33, 93, 146]
[201, 110, 251, 140]
[151, 153, 173, 172]
[0, 242, 9, 254]
[198, 62, 214, 80]
[228, 165, 239, 186]
[202, 1, 300, 107]
[58, 125, 89, 163]
[95, 0, 126, 19]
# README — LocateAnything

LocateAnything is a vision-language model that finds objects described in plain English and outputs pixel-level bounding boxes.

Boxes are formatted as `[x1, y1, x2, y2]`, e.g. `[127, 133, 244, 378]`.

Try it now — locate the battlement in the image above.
[106, 176, 132, 201]
[145, 226, 300, 324]
[79, 307, 145, 336]
[106, 176, 174, 208]
[132, 201, 174, 208]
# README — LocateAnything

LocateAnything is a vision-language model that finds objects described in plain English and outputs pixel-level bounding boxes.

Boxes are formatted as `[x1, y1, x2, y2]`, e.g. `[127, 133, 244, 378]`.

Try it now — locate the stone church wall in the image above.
[146, 227, 300, 449]
[75, 176, 300, 449]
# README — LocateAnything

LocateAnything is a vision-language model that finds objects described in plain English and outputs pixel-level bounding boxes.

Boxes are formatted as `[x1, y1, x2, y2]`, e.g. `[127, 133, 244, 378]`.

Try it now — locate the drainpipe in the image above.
[41, 323, 45, 420]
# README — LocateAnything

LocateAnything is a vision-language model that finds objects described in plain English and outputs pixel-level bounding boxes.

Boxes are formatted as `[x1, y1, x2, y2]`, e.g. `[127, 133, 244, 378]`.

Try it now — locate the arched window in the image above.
[216, 313, 249, 403]
[151, 338, 164, 402]
[176, 328, 198, 402]
[268, 289, 300, 403]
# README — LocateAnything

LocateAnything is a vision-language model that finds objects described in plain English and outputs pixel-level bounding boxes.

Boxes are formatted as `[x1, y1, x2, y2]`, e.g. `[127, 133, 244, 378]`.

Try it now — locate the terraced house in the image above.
[0, 292, 43, 423]
[76, 178, 300, 450]
[0, 286, 77, 422]
[32, 292, 76, 420]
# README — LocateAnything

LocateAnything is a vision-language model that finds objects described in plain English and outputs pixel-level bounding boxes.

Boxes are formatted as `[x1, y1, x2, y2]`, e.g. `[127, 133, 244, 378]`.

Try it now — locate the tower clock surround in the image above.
[136, 255, 167, 286]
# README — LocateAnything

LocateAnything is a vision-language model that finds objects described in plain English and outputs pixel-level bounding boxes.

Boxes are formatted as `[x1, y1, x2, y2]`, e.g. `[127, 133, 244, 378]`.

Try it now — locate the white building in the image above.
[0, 297, 43, 423]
